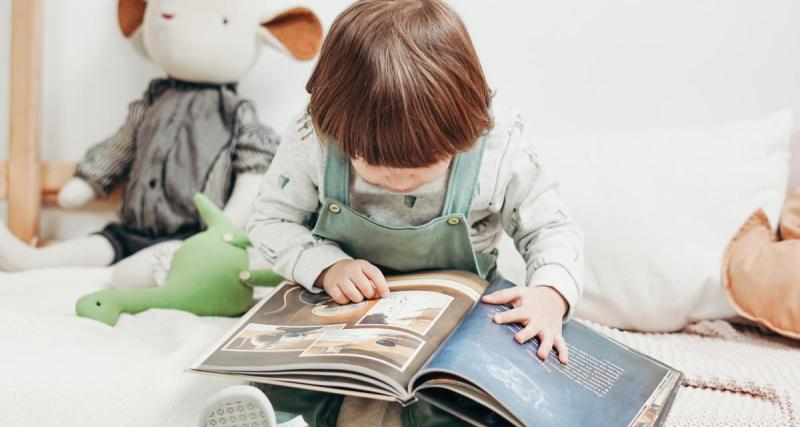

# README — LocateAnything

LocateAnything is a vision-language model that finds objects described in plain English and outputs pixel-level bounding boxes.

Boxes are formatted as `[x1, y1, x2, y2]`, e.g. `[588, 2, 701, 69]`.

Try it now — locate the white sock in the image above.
[0, 223, 114, 271]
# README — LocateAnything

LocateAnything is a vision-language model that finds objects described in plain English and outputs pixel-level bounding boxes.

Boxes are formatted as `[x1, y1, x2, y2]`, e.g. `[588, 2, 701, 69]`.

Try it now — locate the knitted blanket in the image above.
[339, 320, 800, 426]
[594, 320, 800, 426]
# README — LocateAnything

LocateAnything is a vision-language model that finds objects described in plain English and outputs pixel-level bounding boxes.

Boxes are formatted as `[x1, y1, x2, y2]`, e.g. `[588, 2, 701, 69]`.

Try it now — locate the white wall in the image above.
[1, 0, 800, 239]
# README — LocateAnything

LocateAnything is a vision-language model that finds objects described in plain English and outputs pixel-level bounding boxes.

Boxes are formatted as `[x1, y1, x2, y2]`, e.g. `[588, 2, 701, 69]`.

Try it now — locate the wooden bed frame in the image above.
[2, 0, 47, 245]
[2, 0, 114, 245]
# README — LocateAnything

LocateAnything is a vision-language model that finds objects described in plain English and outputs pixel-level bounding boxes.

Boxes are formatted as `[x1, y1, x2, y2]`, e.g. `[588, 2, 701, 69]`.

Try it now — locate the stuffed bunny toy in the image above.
[0, 0, 322, 288]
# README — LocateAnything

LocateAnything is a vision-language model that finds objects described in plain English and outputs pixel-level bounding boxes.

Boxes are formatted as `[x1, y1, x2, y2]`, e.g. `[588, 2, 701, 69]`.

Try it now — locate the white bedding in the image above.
[0, 267, 246, 426]
[3, 268, 798, 426]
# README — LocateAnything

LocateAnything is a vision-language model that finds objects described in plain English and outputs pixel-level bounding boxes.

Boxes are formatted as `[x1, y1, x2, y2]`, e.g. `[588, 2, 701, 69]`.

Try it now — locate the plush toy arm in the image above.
[223, 101, 279, 228]
[223, 173, 262, 229]
[239, 270, 286, 287]
[74, 99, 147, 198]
[239, 269, 284, 288]
[58, 177, 97, 209]
[231, 101, 280, 175]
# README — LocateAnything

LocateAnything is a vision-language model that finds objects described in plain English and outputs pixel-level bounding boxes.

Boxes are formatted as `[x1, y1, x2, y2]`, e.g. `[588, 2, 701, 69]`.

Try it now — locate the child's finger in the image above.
[514, 323, 542, 344]
[340, 280, 364, 303]
[537, 333, 555, 361]
[327, 285, 349, 305]
[482, 287, 524, 304]
[362, 264, 389, 298]
[352, 273, 376, 299]
[492, 307, 528, 325]
[554, 335, 569, 365]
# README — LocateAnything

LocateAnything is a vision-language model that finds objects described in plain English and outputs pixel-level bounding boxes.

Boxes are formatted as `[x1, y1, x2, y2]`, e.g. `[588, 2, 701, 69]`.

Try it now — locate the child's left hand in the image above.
[482, 286, 569, 364]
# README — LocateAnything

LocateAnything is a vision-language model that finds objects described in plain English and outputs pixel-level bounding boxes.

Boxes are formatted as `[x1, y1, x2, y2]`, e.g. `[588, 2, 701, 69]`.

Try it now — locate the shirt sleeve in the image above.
[247, 115, 351, 291]
[74, 99, 146, 197]
[231, 101, 280, 175]
[499, 116, 585, 320]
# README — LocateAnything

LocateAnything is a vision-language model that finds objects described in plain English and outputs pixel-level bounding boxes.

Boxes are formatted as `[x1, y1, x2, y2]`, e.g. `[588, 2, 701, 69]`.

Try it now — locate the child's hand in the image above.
[315, 259, 390, 304]
[482, 286, 570, 364]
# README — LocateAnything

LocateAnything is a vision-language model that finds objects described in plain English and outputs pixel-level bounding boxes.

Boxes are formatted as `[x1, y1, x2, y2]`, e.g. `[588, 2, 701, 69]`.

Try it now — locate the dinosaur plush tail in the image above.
[194, 193, 236, 231]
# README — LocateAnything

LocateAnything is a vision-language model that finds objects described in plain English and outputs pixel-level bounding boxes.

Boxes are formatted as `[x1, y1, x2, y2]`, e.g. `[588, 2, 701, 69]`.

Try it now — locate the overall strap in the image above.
[442, 136, 488, 217]
[323, 142, 351, 204]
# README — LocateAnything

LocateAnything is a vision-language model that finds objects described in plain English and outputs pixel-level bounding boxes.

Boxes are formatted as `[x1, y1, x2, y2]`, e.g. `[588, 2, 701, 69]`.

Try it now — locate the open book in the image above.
[190, 272, 681, 426]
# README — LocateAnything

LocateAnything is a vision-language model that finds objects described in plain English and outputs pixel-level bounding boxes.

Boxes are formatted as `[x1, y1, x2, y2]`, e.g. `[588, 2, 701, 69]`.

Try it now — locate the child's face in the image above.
[352, 157, 452, 193]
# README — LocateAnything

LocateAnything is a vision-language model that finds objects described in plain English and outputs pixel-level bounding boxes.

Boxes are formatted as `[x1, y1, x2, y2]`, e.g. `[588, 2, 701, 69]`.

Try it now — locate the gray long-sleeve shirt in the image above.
[248, 106, 585, 318]
[76, 78, 279, 236]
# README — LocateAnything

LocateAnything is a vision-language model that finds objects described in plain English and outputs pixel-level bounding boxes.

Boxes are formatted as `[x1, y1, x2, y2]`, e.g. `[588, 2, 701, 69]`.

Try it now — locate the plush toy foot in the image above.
[200, 385, 279, 427]
[110, 240, 182, 289]
[0, 222, 34, 271]
[0, 224, 114, 271]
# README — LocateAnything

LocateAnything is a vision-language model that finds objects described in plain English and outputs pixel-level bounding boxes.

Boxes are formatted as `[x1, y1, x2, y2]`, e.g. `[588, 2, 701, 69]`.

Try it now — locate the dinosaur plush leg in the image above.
[240, 269, 285, 287]
[0, 223, 114, 271]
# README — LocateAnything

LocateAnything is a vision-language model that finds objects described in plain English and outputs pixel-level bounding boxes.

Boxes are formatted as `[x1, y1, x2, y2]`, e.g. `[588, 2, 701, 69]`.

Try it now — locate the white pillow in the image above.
[532, 111, 793, 331]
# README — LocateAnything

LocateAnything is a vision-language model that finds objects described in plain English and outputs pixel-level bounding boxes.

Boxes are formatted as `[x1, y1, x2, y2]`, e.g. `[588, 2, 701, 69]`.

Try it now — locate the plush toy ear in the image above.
[118, 0, 146, 38]
[261, 7, 323, 60]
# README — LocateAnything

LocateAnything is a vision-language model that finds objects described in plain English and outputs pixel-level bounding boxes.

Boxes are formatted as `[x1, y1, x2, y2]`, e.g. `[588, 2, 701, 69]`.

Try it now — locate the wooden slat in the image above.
[0, 162, 7, 199]
[38, 161, 124, 203]
[8, 0, 43, 243]
[0, 160, 122, 204]
[41, 189, 124, 206]
[0, 160, 77, 199]
[40, 161, 77, 203]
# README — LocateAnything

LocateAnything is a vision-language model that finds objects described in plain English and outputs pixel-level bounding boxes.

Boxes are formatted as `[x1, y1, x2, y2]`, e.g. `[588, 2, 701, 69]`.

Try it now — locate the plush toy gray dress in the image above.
[75, 78, 278, 263]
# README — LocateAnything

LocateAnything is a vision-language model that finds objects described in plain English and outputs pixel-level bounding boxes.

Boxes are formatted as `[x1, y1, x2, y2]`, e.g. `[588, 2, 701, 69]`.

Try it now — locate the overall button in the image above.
[329, 203, 342, 214]
[447, 217, 461, 225]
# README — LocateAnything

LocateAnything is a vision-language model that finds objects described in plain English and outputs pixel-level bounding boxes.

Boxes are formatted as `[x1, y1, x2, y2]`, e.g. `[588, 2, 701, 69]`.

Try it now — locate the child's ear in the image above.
[259, 7, 323, 60]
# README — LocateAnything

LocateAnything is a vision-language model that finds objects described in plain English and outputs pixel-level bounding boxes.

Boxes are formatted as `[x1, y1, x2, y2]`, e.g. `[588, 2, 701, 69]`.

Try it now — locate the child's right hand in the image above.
[315, 259, 389, 304]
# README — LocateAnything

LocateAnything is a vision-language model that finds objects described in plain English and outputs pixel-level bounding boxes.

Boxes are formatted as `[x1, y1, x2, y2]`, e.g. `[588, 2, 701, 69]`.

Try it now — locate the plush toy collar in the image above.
[146, 78, 238, 104]
[158, 77, 237, 92]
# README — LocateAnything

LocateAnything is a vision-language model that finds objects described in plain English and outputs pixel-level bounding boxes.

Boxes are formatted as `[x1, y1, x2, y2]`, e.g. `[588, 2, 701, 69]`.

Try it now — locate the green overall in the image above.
[257, 137, 494, 426]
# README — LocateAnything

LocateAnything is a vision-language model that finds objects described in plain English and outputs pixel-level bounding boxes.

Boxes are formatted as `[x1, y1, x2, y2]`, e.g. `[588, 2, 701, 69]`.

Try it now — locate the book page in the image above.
[195, 271, 488, 398]
[413, 279, 679, 427]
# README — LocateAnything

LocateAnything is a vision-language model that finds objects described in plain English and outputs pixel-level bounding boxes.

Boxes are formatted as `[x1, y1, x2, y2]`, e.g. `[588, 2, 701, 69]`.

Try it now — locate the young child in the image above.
[202, 0, 583, 425]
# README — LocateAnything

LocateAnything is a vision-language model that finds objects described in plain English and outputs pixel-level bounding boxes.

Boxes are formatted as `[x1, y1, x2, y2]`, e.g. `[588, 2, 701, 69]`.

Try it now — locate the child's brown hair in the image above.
[306, 0, 493, 168]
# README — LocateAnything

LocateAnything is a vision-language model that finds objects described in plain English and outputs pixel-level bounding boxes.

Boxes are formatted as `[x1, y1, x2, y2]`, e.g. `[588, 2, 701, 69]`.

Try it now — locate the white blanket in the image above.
[3, 268, 798, 426]
[0, 268, 245, 426]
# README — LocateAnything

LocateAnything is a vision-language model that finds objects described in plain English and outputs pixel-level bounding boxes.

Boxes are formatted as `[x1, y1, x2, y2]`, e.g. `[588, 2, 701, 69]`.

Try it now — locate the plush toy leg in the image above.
[222, 173, 262, 229]
[0, 223, 114, 271]
[240, 269, 284, 287]
[110, 240, 183, 289]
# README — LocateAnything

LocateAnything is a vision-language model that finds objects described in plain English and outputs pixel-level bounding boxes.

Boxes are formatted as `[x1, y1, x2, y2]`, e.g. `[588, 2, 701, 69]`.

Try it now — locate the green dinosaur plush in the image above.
[76, 194, 283, 326]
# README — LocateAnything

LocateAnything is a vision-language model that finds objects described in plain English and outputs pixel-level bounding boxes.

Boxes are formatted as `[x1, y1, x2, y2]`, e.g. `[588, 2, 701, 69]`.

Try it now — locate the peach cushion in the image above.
[723, 188, 800, 339]
[780, 187, 800, 239]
